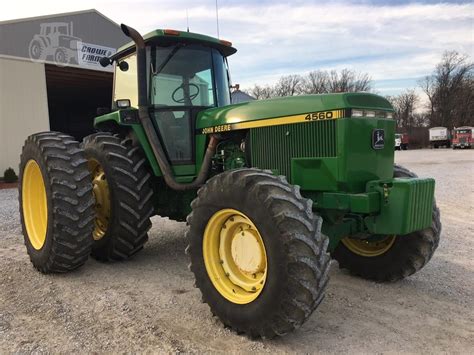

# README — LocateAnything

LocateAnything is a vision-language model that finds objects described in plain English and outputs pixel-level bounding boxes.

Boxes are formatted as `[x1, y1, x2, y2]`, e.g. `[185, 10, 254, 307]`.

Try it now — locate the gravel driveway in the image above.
[1, 149, 473, 353]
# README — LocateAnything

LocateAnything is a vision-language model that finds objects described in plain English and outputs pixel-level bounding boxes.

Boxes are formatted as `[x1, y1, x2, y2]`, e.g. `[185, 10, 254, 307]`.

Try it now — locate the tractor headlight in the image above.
[352, 109, 364, 117]
[351, 109, 394, 119]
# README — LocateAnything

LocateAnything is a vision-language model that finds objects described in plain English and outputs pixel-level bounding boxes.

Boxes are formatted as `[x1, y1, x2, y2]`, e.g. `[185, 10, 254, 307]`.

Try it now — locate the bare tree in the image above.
[387, 90, 419, 129]
[412, 112, 430, 128]
[273, 75, 303, 97]
[244, 68, 372, 99]
[326, 69, 372, 93]
[246, 85, 274, 100]
[420, 51, 474, 128]
[300, 70, 328, 94]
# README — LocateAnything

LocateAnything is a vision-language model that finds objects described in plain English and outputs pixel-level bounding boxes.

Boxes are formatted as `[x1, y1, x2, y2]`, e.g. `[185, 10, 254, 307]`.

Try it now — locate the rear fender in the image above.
[94, 110, 162, 176]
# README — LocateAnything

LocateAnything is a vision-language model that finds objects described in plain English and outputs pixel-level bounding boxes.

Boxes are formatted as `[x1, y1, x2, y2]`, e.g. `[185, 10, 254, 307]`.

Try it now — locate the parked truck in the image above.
[452, 126, 473, 149]
[394, 133, 409, 150]
[429, 127, 450, 148]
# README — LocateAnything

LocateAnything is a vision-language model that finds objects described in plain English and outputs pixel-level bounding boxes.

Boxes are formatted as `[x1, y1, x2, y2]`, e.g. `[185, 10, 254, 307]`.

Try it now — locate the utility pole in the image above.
[215, 0, 220, 38]
[186, 8, 190, 32]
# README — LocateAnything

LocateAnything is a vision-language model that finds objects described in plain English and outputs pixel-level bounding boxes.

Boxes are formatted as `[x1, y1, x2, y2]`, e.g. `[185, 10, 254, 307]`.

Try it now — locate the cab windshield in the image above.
[113, 44, 232, 164]
[150, 44, 230, 108]
[149, 44, 231, 163]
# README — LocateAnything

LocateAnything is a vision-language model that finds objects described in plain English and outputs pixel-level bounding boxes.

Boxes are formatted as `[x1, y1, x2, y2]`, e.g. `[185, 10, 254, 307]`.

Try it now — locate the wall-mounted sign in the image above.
[0, 10, 128, 72]
[78, 42, 116, 70]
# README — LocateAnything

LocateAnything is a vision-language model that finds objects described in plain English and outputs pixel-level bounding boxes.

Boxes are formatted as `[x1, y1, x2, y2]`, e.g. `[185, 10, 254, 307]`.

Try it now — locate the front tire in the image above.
[82, 133, 154, 261]
[19, 132, 95, 273]
[54, 48, 69, 66]
[186, 168, 330, 338]
[333, 164, 441, 281]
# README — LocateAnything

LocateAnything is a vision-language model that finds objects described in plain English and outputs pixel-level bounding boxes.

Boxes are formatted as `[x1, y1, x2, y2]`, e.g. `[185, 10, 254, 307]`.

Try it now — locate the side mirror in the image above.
[116, 99, 131, 109]
[99, 56, 111, 67]
[118, 61, 129, 72]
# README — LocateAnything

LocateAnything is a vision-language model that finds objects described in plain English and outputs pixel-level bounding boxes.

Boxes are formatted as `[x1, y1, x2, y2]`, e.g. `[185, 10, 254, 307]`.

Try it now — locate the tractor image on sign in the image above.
[18, 24, 441, 339]
[28, 22, 81, 65]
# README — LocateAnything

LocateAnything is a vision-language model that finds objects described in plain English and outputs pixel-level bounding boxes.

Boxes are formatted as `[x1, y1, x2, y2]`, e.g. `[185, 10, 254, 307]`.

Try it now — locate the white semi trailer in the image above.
[429, 127, 451, 148]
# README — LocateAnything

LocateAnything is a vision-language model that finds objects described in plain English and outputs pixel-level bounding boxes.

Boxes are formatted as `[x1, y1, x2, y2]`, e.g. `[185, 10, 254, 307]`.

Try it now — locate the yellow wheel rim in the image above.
[22, 160, 48, 250]
[203, 209, 267, 304]
[88, 159, 110, 241]
[342, 235, 396, 257]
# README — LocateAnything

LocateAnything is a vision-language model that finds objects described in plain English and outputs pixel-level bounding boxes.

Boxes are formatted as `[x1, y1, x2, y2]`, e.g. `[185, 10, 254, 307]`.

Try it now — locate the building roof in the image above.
[0, 9, 119, 27]
[231, 90, 256, 104]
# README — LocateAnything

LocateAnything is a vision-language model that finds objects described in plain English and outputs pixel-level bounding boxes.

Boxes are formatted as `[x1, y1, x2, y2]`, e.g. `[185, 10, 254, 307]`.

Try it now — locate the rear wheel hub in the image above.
[88, 159, 110, 241]
[22, 160, 48, 250]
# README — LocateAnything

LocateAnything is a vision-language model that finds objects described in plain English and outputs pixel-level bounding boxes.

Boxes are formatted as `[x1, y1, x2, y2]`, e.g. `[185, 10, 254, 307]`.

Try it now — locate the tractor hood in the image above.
[196, 93, 393, 132]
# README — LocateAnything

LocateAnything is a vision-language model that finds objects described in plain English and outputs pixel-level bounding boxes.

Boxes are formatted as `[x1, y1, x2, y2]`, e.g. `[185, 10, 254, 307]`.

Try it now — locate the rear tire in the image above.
[19, 132, 95, 273]
[28, 39, 45, 60]
[82, 133, 154, 261]
[332, 164, 441, 281]
[186, 168, 330, 338]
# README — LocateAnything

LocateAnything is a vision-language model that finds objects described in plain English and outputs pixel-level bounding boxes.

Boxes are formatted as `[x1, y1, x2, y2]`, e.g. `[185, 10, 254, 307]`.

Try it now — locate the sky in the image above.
[2, 0, 473, 99]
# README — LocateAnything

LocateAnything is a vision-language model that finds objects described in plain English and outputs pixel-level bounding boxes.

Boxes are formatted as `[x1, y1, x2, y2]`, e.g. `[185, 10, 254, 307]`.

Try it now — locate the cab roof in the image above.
[115, 29, 237, 59]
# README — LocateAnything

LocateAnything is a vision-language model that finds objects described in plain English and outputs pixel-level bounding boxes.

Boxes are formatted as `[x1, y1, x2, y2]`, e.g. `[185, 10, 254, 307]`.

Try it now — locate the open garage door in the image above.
[45, 64, 113, 140]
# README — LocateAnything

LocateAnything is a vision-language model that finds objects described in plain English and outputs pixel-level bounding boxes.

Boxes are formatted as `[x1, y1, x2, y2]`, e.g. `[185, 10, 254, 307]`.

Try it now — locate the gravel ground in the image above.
[1, 149, 473, 353]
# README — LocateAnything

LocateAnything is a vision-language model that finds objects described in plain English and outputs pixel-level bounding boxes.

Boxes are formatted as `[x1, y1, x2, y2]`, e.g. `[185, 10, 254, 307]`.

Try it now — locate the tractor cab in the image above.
[40, 22, 71, 36]
[112, 30, 236, 163]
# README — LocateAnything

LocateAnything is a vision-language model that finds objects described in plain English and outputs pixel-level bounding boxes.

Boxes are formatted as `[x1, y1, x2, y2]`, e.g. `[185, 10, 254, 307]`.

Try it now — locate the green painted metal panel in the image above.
[292, 157, 339, 191]
[337, 117, 395, 192]
[197, 93, 393, 129]
[365, 178, 435, 235]
[94, 110, 121, 126]
[350, 192, 380, 213]
[312, 191, 380, 213]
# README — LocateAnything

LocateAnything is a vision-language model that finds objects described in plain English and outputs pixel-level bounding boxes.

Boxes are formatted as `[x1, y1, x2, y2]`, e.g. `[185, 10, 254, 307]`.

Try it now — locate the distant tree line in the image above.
[420, 51, 473, 128]
[387, 51, 473, 132]
[246, 69, 372, 99]
[244, 51, 473, 132]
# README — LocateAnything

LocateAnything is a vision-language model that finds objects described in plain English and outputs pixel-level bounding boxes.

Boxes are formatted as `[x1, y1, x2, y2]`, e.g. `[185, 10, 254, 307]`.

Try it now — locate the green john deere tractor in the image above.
[19, 24, 441, 338]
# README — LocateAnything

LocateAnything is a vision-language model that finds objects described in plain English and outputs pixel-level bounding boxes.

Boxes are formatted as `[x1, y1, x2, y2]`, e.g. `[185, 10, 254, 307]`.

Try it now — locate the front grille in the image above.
[250, 120, 337, 179]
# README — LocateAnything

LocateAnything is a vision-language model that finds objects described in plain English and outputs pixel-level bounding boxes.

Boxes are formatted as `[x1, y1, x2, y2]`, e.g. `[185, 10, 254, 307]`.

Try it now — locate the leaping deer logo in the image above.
[373, 129, 385, 149]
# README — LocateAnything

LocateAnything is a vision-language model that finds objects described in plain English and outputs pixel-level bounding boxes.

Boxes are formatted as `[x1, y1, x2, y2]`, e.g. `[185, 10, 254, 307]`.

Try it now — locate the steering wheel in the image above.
[172, 83, 200, 104]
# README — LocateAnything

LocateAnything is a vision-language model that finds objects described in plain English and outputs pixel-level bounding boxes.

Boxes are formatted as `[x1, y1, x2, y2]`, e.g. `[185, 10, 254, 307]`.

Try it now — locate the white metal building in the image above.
[0, 10, 128, 175]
